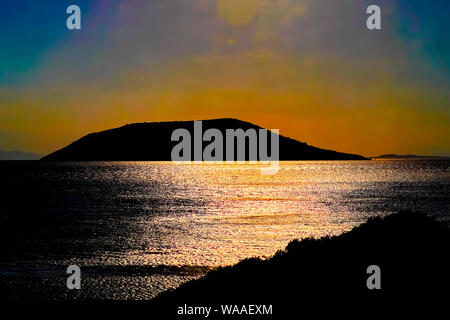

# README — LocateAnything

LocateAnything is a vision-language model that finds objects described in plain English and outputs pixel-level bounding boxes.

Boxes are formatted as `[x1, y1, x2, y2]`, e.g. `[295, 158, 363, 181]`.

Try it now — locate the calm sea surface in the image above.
[0, 160, 449, 299]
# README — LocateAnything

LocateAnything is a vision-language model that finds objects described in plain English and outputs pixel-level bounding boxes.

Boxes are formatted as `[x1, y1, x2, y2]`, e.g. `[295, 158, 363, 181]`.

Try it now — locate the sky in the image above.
[0, 0, 449, 157]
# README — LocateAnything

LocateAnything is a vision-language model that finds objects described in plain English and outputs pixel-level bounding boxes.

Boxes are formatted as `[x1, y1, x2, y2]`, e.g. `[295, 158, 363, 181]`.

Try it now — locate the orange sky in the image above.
[1, 1, 449, 157]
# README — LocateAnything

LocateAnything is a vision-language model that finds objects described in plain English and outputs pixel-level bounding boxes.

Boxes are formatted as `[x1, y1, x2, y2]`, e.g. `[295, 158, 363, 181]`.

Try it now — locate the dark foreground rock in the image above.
[4, 211, 449, 318]
[149, 211, 450, 317]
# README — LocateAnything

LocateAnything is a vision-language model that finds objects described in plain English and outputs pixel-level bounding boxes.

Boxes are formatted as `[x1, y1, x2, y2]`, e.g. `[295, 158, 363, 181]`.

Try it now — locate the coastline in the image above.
[2, 210, 449, 317]
[149, 210, 450, 315]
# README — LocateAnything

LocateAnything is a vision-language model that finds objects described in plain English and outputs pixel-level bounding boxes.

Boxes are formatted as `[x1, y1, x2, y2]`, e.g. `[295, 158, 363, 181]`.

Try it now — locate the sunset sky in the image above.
[0, 0, 449, 156]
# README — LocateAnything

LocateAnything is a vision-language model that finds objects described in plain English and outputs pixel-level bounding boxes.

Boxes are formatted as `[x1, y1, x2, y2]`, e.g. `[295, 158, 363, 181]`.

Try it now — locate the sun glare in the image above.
[217, 0, 259, 25]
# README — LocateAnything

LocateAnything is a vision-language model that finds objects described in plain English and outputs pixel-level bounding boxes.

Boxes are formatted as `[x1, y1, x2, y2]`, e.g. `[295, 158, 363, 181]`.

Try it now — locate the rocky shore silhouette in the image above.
[148, 211, 450, 317]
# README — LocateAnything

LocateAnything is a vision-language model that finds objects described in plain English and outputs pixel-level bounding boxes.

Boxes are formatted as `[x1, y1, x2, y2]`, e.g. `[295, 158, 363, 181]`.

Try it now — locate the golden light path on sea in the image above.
[78, 161, 402, 268]
[52, 160, 448, 298]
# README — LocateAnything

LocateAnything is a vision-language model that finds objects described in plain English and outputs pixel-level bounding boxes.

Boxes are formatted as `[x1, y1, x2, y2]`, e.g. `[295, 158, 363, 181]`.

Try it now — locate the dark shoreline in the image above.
[2, 211, 449, 317]
[148, 210, 450, 316]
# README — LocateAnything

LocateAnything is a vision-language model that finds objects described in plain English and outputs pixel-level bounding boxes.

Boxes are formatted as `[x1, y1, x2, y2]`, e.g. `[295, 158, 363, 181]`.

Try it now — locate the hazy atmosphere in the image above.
[1, 0, 449, 156]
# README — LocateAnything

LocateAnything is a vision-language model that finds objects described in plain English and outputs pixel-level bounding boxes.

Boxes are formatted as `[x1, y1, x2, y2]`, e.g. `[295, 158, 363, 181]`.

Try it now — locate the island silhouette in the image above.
[41, 118, 367, 161]
[372, 154, 449, 159]
[0, 150, 42, 160]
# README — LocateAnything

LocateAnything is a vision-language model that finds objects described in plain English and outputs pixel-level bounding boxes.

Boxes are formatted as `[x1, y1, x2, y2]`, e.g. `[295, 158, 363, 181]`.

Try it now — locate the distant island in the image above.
[41, 118, 367, 161]
[372, 154, 449, 159]
[0, 150, 42, 160]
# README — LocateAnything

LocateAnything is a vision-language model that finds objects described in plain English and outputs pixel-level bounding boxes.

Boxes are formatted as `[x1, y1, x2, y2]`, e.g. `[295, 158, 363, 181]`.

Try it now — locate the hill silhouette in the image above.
[41, 118, 367, 161]
[149, 211, 450, 317]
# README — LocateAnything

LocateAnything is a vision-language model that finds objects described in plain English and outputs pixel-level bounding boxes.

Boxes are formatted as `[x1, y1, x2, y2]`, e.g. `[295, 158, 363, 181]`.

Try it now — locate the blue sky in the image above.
[0, 0, 449, 156]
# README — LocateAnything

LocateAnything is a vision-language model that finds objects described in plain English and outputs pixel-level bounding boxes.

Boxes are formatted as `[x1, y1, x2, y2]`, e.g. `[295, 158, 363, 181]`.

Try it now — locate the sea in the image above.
[0, 160, 449, 299]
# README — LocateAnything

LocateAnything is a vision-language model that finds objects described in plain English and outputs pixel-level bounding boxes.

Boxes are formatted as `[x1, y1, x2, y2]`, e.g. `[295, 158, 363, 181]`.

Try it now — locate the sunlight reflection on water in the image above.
[1, 160, 448, 299]
[69, 160, 449, 267]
